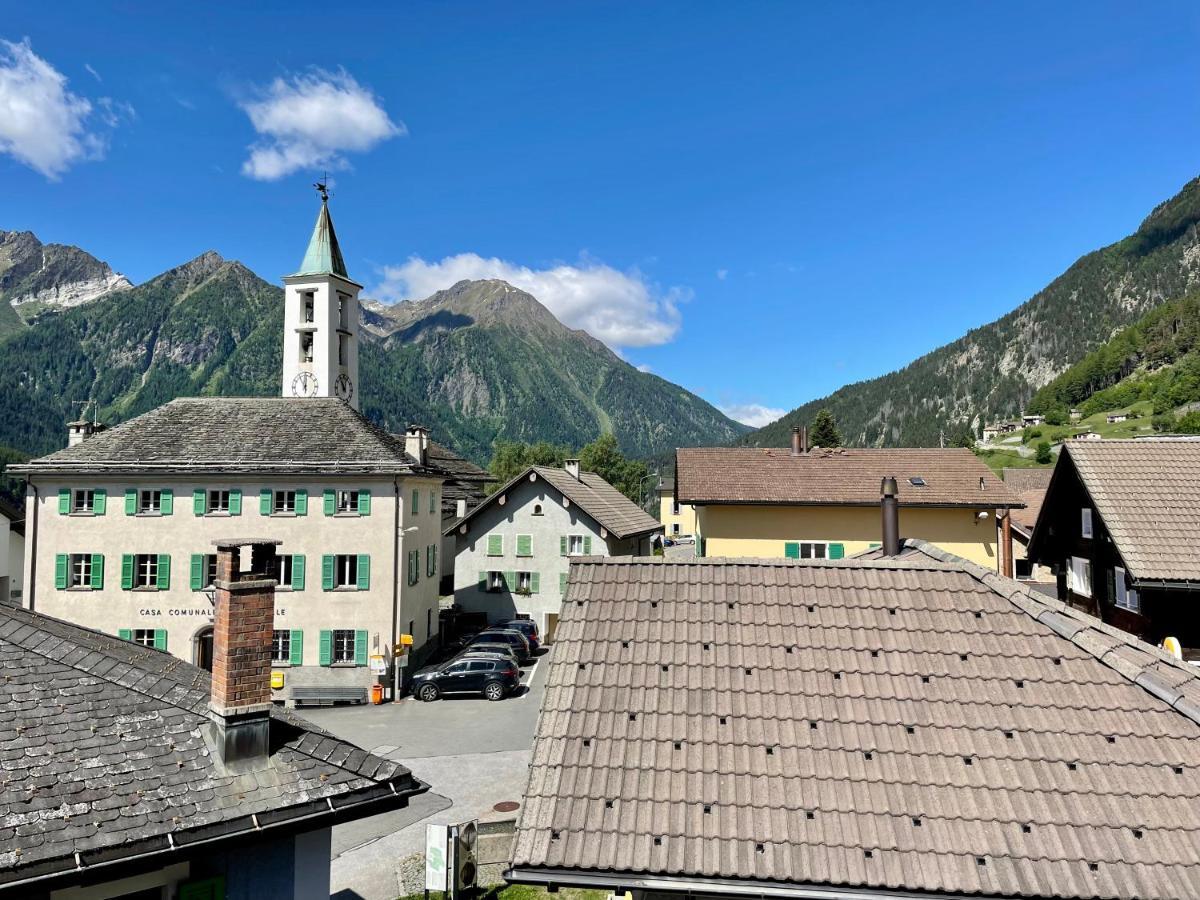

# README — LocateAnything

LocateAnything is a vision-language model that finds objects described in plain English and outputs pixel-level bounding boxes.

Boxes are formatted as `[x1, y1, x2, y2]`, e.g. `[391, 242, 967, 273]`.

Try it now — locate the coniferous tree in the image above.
[809, 409, 843, 448]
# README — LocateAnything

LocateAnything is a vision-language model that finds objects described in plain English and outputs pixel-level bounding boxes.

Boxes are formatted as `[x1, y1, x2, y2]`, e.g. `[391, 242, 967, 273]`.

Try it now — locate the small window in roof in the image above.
[909, 477, 926, 486]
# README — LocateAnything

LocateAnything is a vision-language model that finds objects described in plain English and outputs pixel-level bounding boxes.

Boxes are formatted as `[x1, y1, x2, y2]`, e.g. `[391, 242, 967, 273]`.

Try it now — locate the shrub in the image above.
[1035, 441, 1053, 464]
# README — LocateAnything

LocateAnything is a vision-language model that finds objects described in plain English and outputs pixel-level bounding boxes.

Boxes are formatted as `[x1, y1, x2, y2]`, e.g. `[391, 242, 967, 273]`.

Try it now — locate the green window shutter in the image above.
[121, 554, 134, 590]
[322, 555, 335, 590]
[829, 543, 845, 560]
[125, 488, 137, 516]
[356, 554, 370, 590]
[90, 554, 104, 590]
[118, 628, 132, 641]
[583, 535, 592, 554]
[58, 488, 70, 515]
[358, 489, 371, 516]
[479, 571, 488, 590]
[559, 572, 568, 594]
[432, 545, 437, 576]
[292, 554, 305, 590]
[319, 630, 332, 666]
[289, 630, 304, 665]
[323, 489, 335, 516]
[531, 572, 540, 593]
[517, 534, 532, 557]
[193, 488, 206, 516]
[411, 489, 419, 513]
[295, 489, 308, 516]
[179, 876, 225, 900]
[560, 535, 568, 556]
[488, 534, 503, 556]
[92, 489, 106, 515]
[55, 554, 68, 589]
[228, 489, 242, 516]
[160, 489, 173, 516]
[355, 630, 369, 666]
[190, 554, 204, 591]
[154, 629, 167, 651]
[430, 491, 436, 514]
[260, 488, 273, 516]
[505, 570, 516, 589]
[157, 554, 171, 590]
[784, 542, 800, 559]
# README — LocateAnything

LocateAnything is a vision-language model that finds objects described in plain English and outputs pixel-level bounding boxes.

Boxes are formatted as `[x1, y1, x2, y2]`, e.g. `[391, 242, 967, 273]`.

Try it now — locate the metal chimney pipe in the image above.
[791, 426, 801, 456]
[800, 426, 809, 455]
[881, 476, 900, 557]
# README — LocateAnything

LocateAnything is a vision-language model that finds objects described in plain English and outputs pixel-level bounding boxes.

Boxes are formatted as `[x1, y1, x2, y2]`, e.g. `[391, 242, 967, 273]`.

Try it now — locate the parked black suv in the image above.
[467, 628, 531, 662]
[411, 657, 519, 702]
[497, 619, 540, 653]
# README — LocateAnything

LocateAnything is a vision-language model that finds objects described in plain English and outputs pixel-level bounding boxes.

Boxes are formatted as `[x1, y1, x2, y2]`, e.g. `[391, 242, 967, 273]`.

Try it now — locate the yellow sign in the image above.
[400, 633, 414, 646]
[270, 670, 285, 689]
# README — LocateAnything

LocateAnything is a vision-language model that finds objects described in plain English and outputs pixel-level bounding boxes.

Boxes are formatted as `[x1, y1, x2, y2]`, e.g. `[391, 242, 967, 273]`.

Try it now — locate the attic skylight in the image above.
[909, 476, 926, 486]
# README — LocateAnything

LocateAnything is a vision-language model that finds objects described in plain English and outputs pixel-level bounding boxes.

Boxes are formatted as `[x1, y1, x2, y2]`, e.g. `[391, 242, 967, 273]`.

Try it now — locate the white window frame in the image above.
[272, 629, 291, 663]
[332, 629, 356, 664]
[300, 332, 314, 363]
[72, 489, 94, 514]
[568, 534, 586, 556]
[1068, 556, 1092, 598]
[798, 541, 829, 560]
[202, 553, 217, 589]
[1081, 508, 1093, 539]
[138, 489, 162, 514]
[208, 489, 231, 514]
[277, 555, 294, 589]
[489, 570, 505, 592]
[336, 490, 359, 514]
[1113, 566, 1140, 613]
[135, 554, 158, 589]
[303, 292, 315, 323]
[133, 629, 156, 648]
[274, 490, 296, 514]
[517, 571, 532, 593]
[334, 554, 358, 589]
[70, 553, 93, 588]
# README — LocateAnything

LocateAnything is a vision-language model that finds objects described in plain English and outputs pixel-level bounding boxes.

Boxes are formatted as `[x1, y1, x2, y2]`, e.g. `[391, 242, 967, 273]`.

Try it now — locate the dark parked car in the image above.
[497, 619, 540, 652]
[411, 657, 519, 702]
[457, 643, 521, 667]
[468, 629, 531, 662]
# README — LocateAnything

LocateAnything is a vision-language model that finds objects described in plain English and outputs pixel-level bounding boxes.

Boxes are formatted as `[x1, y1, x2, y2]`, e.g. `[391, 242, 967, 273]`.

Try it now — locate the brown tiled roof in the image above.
[447, 465, 662, 540]
[676, 447, 1022, 508]
[510, 542, 1200, 899]
[1002, 467, 1054, 493]
[1056, 439, 1200, 583]
[1003, 469, 1053, 536]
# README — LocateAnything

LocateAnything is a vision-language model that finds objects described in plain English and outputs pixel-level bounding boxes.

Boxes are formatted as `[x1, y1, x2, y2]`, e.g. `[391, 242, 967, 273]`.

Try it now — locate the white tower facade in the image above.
[281, 196, 362, 410]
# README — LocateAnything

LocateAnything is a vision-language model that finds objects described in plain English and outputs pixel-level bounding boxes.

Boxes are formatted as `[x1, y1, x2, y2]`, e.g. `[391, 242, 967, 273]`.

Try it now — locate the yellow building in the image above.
[676, 440, 1023, 571]
[657, 479, 697, 538]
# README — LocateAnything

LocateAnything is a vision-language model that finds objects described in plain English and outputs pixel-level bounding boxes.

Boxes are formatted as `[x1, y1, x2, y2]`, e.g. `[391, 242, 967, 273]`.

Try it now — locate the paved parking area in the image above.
[296, 646, 553, 899]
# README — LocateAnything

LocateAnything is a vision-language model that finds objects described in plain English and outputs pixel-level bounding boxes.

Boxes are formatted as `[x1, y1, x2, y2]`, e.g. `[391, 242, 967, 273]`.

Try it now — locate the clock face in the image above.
[334, 373, 354, 401]
[291, 372, 319, 398]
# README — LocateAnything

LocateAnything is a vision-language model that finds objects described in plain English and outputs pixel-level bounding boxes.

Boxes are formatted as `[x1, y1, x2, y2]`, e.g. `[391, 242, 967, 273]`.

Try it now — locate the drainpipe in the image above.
[26, 482, 38, 611]
[999, 510, 1013, 578]
[392, 476, 401, 702]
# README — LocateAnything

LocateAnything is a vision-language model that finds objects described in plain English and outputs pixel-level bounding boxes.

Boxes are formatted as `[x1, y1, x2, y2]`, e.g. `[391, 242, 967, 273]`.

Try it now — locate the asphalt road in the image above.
[297, 646, 553, 899]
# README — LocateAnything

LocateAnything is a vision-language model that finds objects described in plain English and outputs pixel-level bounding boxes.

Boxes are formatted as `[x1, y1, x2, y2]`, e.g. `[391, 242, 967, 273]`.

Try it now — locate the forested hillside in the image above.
[745, 175, 1200, 447]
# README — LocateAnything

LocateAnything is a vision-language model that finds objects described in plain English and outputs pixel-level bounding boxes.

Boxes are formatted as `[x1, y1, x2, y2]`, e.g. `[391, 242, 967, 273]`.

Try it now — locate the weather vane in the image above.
[313, 171, 329, 202]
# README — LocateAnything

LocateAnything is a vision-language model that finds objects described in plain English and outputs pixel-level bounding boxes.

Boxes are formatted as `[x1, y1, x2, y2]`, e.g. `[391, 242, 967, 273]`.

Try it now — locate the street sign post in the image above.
[425, 823, 449, 894]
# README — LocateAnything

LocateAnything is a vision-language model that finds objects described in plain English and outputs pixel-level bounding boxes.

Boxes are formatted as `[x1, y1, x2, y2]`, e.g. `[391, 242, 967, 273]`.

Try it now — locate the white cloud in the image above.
[84, 63, 101, 82]
[716, 268, 728, 281]
[372, 252, 686, 349]
[636, 363, 653, 373]
[0, 38, 117, 179]
[239, 68, 402, 180]
[719, 403, 787, 428]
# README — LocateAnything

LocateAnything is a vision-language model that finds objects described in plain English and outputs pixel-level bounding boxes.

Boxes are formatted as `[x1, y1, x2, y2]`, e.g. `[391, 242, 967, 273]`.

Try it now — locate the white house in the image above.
[1107, 412, 1130, 424]
[446, 461, 662, 641]
[1022, 413, 1045, 427]
[0, 496, 23, 605]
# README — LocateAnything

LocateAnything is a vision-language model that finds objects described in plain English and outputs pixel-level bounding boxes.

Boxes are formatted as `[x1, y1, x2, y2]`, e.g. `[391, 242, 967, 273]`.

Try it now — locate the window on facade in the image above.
[332, 629, 356, 664]
[338, 294, 349, 329]
[337, 490, 359, 513]
[426, 544, 437, 578]
[208, 490, 231, 514]
[430, 490, 436, 515]
[70, 554, 93, 588]
[489, 571, 506, 591]
[203, 553, 217, 588]
[1015, 559, 1034, 580]
[568, 535, 585, 556]
[138, 489, 162, 514]
[338, 334, 348, 365]
[274, 490, 296, 514]
[1068, 556, 1093, 598]
[800, 542, 828, 559]
[427, 608, 433, 639]
[533, 504, 543, 516]
[1113, 566, 1140, 613]
[672, 501, 681, 516]
[278, 554, 294, 588]
[133, 629, 157, 648]
[517, 571, 532, 592]
[334, 554, 358, 588]
[1081, 508, 1093, 539]
[135, 554, 159, 589]
[72, 489, 95, 513]
[300, 332, 314, 363]
[408, 549, 420, 586]
[303, 293, 315, 323]
[272, 629, 291, 663]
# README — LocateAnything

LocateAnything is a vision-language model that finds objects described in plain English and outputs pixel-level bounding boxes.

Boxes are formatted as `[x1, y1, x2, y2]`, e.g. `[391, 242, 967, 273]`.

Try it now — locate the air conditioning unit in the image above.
[450, 819, 478, 897]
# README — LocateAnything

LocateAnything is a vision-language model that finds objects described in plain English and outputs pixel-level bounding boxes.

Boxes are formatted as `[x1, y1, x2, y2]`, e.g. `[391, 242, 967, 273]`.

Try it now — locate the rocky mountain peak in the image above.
[0, 229, 132, 328]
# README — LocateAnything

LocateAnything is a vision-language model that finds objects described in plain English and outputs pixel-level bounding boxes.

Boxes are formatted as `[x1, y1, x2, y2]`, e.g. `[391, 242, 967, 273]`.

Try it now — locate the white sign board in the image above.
[425, 823, 449, 891]
[369, 654, 387, 674]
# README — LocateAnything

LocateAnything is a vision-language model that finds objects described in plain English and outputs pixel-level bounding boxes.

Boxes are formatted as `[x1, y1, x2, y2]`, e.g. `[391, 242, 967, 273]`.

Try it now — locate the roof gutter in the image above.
[678, 499, 1026, 510]
[1130, 578, 1200, 592]
[505, 866, 1014, 900]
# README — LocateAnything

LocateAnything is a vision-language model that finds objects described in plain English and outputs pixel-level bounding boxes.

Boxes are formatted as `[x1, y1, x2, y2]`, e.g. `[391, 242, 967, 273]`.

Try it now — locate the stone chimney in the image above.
[67, 420, 95, 447]
[208, 538, 280, 770]
[880, 477, 901, 557]
[564, 459, 581, 480]
[405, 425, 429, 465]
[790, 426, 809, 457]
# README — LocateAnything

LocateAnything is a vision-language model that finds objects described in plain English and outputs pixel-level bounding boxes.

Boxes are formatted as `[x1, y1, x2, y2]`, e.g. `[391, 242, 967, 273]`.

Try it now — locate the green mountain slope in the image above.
[0, 252, 746, 464]
[745, 175, 1200, 448]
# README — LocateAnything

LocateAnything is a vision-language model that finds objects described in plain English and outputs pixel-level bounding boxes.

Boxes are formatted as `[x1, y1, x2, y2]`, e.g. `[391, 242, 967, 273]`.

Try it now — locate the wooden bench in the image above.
[290, 686, 369, 707]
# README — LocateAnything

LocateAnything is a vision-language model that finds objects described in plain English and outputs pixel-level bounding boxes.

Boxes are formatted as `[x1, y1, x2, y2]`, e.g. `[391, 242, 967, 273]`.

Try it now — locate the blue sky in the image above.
[4, 2, 1200, 427]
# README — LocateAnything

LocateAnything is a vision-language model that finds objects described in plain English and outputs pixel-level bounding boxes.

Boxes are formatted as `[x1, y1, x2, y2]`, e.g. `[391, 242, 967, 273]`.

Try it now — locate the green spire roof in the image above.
[294, 199, 348, 278]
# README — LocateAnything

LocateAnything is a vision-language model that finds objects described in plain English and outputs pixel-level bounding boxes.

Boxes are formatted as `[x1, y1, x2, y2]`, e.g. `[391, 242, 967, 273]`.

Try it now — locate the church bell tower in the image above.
[281, 185, 362, 410]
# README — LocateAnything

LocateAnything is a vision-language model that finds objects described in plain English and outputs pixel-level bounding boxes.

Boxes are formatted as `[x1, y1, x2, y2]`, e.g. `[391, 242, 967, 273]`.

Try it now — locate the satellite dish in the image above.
[1162, 636, 1183, 660]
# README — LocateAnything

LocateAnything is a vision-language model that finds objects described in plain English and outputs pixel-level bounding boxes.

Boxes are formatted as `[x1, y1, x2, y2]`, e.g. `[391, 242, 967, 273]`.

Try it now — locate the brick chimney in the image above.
[405, 425, 429, 465]
[208, 538, 280, 769]
[564, 459, 581, 480]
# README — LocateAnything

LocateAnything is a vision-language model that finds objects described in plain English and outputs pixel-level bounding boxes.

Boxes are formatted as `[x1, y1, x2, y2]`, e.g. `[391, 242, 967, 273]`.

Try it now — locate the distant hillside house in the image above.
[1074, 430, 1102, 440]
[0, 495, 24, 605]
[982, 421, 1020, 442]
[446, 461, 661, 640]
[1106, 412, 1130, 424]
[1029, 438, 1200, 654]
[656, 478, 696, 538]
[675, 435, 1023, 572]
[1022, 413, 1045, 427]
[1001, 467, 1054, 586]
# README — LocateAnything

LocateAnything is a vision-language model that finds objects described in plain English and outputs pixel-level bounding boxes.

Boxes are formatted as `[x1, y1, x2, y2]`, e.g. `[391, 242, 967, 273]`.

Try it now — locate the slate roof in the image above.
[1041, 439, 1200, 584]
[447, 465, 662, 540]
[1003, 468, 1053, 537]
[10, 398, 428, 476]
[676, 447, 1022, 508]
[510, 542, 1200, 899]
[0, 603, 425, 889]
[425, 439, 490, 522]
